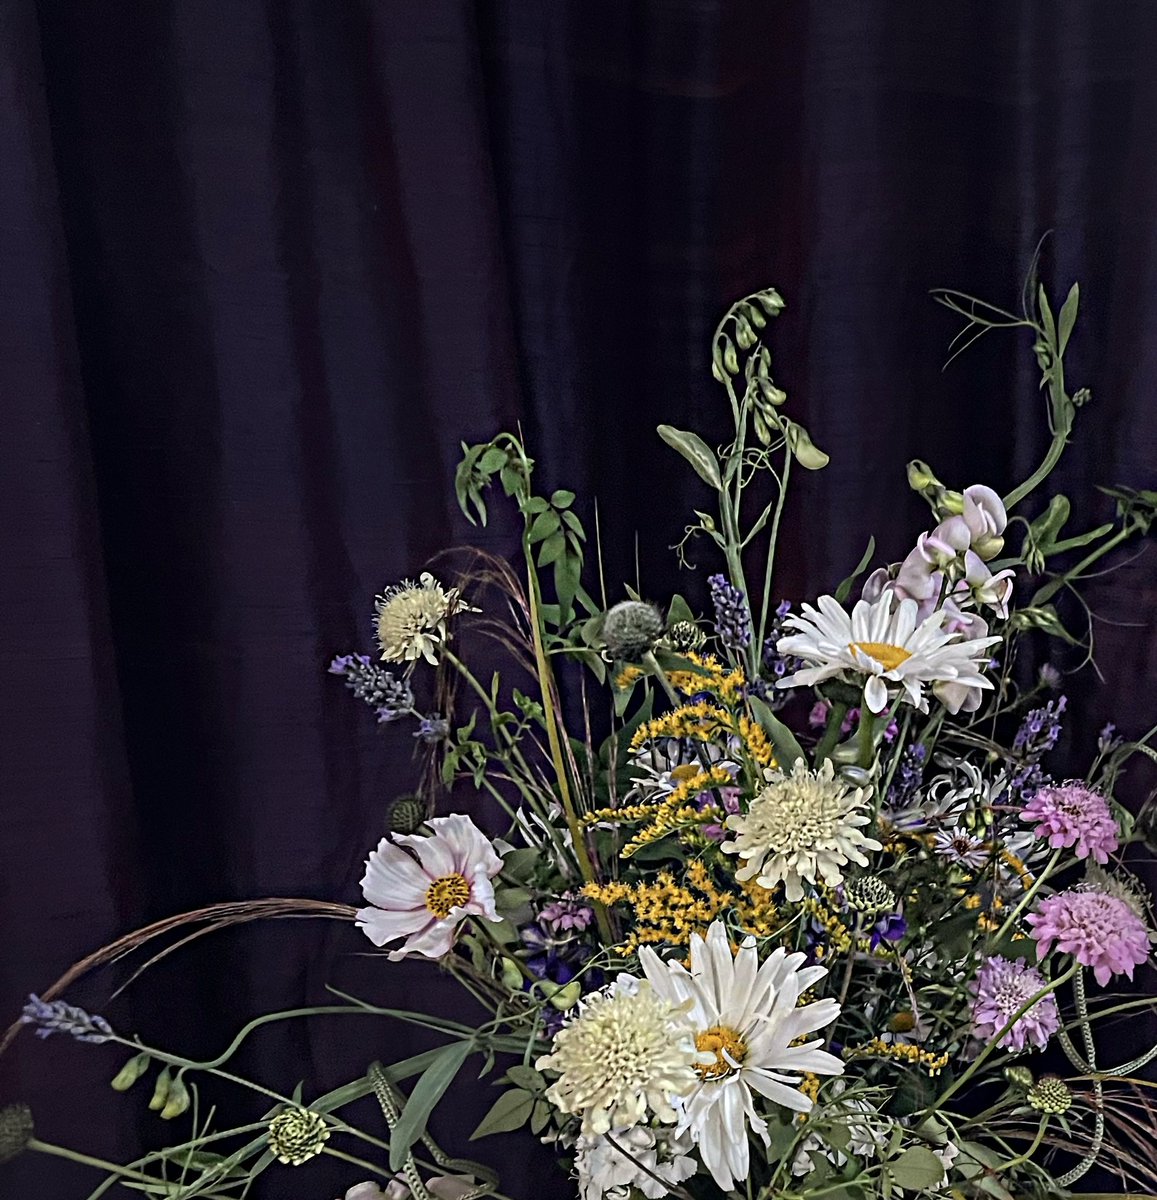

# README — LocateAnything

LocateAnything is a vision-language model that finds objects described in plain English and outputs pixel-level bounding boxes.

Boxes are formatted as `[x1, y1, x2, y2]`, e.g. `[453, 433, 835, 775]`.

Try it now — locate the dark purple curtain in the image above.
[3, 2, 1156, 1196]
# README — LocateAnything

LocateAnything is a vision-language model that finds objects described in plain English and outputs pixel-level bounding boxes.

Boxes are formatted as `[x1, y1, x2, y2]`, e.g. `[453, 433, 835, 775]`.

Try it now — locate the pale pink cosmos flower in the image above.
[970, 955, 1060, 1051]
[1021, 782, 1120, 864]
[357, 814, 503, 961]
[1027, 889, 1151, 986]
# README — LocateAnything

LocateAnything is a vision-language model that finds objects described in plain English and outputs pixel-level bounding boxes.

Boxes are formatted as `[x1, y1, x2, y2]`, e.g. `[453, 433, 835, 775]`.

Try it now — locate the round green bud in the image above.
[601, 601, 664, 663]
[665, 620, 706, 654]
[1003, 1064, 1034, 1090]
[387, 795, 427, 835]
[845, 876, 897, 916]
[1028, 1077, 1072, 1115]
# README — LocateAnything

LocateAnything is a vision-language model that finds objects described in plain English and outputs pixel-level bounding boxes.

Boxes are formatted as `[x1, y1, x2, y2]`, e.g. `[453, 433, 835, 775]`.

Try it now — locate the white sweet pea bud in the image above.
[962, 484, 1007, 560]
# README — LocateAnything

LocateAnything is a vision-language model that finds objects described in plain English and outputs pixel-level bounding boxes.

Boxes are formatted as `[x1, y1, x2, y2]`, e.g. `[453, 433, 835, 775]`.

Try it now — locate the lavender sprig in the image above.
[21, 995, 112, 1044]
[328, 654, 414, 723]
[708, 574, 752, 652]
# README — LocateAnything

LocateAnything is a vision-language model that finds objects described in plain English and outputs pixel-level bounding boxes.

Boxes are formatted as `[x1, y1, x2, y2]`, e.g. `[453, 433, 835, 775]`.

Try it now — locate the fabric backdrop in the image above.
[2, 2, 1156, 1196]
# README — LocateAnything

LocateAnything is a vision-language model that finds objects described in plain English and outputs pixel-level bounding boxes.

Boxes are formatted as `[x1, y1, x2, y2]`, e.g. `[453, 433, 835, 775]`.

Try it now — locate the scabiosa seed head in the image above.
[664, 619, 706, 654]
[970, 956, 1060, 1051]
[1027, 889, 1151, 986]
[0, 1104, 33, 1165]
[20, 995, 112, 1043]
[1028, 1077, 1072, 1114]
[601, 601, 664, 662]
[267, 1107, 330, 1166]
[708, 574, 752, 651]
[386, 794, 427, 835]
[1021, 781, 1120, 864]
[844, 875, 897, 916]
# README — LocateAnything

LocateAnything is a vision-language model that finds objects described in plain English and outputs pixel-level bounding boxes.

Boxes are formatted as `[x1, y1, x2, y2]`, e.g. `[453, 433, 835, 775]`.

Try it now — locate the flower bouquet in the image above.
[5, 278, 1157, 1200]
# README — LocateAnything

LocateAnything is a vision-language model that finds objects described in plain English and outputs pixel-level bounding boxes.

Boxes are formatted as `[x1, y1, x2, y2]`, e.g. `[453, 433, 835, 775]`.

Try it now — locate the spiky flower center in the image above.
[1028, 1077, 1072, 1114]
[850, 641, 912, 671]
[267, 1108, 329, 1166]
[425, 873, 471, 918]
[694, 1025, 748, 1080]
[749, 773, 850, 853]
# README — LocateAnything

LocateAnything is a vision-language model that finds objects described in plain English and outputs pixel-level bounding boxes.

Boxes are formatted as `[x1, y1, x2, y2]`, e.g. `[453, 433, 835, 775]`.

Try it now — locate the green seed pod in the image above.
[500, 958, 524, 992]
[548, 981, 582, 1011]
[148, 1066, 172, 1113]
[386, 794, 427, 835]
[160, 1074, 191, 1121]
[110, 1052, 152, 1093]
[0, 1104, 34, 1166]
[601, 601, 664, 663]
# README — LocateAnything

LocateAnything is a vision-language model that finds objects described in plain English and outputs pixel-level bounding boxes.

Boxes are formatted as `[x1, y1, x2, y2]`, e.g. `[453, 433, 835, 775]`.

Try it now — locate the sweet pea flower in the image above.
[961, 485, 1007, 559]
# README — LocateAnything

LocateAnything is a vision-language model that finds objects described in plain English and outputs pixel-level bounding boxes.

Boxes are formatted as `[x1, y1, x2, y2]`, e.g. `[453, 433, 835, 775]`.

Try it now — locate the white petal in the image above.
[864, 674, 889, 713]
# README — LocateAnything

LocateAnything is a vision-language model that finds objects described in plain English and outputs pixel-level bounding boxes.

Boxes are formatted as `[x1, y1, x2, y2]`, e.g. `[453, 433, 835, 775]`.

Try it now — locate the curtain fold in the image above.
[2, 3, 1155, 1195]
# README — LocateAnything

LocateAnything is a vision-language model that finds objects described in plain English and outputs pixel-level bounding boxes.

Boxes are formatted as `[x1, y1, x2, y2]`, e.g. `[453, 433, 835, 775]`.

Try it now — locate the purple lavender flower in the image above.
[708, 574, 751, 651]
[413, 715, 450, 743]
[1098, 723, 1121, 754]
[1027, 889, 1151, 986]
[1013, 697, 1067, 757]
[970, 956, 1060, 1050]
[538, 894, 595, 937]
[21, 995, 112, 1044]
[1021, 782, 1120, 864]
[329, 653, 414, 722]
[886, 743, 926, 809]
[760, 600, 800, 686]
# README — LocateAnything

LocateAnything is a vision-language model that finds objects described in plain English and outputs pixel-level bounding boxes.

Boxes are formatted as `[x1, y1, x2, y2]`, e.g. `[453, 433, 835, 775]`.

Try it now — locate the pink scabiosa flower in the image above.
[970, 955, 1060, 1051]
[1026, 889, 1151, 986]
[357, 814, 503, 961]
[1020, 782, 1120, 864]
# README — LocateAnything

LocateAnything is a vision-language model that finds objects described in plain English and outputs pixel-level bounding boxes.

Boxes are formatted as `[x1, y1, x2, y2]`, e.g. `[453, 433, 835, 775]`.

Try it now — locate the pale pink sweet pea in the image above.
[962, 551, 1015, 619]
[961, 484, 1007, 559]
[357, 814, 503, 961]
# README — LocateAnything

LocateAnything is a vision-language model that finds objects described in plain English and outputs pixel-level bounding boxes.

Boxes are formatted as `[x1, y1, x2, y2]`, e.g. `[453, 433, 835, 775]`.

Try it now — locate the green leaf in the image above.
[470, 1088, 535, 1140]
[748, 694, 805, 769]
[833, 537, 876, 604]
[537, 531, 566, 566]
[1057, 281, 1079, 357]
[529, 1097, 552, 1135]
[528, 509, 561, 543]
[501, 847, 540, 882]
[561, 509, 586, 538]
[551, 489, 575, 509]
[554, 547, 582, 623]
[479, 445, 508, 473]
[666, 593, 695, 626]
[1037, 283, 1056, 347]
[389, 1040, 472, 1171]
[505, 1065, 544, 1091]
[656, 425, 723, 490]
[888, 1146, 946, 1191]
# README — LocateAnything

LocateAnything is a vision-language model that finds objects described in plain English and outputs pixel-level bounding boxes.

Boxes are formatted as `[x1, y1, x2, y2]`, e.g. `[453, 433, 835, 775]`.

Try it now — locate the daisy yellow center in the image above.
[850, 641, 912, 671]
[695, 1025, 748, 1080]
[425, 873, 470, 918]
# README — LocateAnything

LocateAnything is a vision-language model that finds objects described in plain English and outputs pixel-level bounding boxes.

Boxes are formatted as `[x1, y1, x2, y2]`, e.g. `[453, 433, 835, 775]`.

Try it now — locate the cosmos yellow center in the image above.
[694, 1025, 748, 1079]
[425, 873, 470, 918]
[850, 641, 912, 671]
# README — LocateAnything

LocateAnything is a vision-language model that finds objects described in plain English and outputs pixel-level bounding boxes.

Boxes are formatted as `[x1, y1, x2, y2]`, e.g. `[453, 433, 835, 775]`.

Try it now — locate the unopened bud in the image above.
[110, 1052, 152, 1093]
[160, 1074, 191, 1120]
[148, 1066, 172, 1113]
[548, 981, 582, 1011]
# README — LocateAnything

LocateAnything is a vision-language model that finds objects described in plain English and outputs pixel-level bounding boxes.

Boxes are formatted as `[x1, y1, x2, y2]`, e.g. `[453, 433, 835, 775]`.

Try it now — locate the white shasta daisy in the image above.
[637, 922, 844, 1193]
[775, 590, 999, 715]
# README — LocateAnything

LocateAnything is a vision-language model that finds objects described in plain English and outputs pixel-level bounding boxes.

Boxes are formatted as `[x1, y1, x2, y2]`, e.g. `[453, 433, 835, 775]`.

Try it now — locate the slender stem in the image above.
[814, 703, 849, 764]
[322, 1144, 393, 1180]
[988, 847, 1062, 948]
[993, 1114, 1049, 1172]
[756, 449, 791, 652]
[28, 1138, 163, 1185]
[640, 650, 680, 705]
[857, 706, 878, 771]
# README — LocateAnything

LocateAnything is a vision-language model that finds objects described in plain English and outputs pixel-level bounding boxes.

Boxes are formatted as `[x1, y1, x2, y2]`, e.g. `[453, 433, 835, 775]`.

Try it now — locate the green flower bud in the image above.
[845, 876, 897, 916]
[160, 1074, 191, 1121]
[500, 958, 524, 992]
[110, 1052, 152, 1093]
[1027, 1077, 1072, 1115]
[664, 620, 706, 655]
[148, 1067, 171, 1113]
[548, 981, 582, 1011]
[1003, 1064, 1034, 1090]
[386, 794, 427, 835]
[601, 601, 664, 662]
[784, 422, 829, 470]
[0, 1104, 33, 1166]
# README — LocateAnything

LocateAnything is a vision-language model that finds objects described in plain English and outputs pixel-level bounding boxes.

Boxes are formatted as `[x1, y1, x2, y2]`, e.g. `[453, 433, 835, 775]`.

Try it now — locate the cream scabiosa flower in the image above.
[375, 572, 471, 665]
[775, 591, 999, 714]
[723, 759, 881, 901]
[357, 814, 503, 961]
[536, 982, 702, 1136]
[638, 922, 844, 1193]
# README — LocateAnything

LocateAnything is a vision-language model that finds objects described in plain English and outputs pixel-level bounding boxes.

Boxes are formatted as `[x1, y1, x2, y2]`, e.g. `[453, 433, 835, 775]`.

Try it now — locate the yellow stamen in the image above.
[695, 1025, 748, 1079]
[850, 641, 912, 671]
[425, 873, 470, 918]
